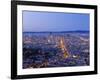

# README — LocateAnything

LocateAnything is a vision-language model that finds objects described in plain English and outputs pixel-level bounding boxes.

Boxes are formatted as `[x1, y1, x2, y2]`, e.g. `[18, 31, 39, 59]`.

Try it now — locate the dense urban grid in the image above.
[23, 31, 89, 69]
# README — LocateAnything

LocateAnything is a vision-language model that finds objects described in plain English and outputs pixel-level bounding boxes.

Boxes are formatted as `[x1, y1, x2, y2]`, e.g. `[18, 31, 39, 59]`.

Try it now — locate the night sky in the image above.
[23, 11, 89, 32]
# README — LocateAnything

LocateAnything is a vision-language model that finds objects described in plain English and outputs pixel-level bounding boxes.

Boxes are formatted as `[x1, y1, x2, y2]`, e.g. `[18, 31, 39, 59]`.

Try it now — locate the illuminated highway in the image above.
[59, 37, 69, 59]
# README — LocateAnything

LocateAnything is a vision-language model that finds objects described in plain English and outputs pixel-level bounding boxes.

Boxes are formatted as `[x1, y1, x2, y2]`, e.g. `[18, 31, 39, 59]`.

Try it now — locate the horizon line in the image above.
[23, 30, 89, 33]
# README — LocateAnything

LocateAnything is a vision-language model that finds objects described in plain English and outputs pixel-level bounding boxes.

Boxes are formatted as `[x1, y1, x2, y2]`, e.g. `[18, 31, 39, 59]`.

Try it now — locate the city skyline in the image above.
[23, 11, 90, 32]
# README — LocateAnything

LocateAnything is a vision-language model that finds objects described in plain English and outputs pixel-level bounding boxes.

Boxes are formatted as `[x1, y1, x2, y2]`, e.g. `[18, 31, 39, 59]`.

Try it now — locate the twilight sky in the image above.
[23, 11, 89, 32]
